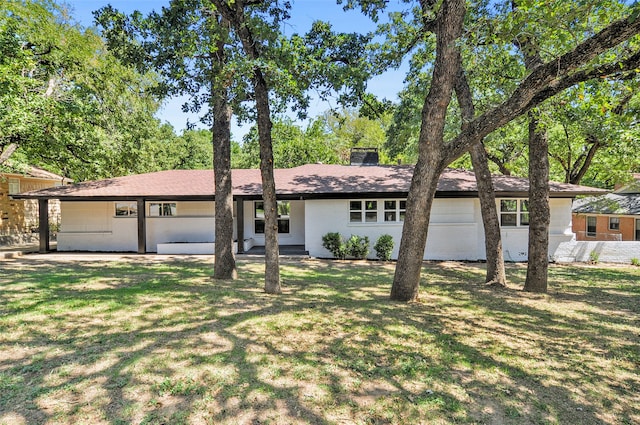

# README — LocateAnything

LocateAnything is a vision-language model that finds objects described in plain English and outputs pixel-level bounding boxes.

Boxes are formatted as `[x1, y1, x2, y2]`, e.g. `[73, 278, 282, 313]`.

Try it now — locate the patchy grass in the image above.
[0, 255, 638, 425]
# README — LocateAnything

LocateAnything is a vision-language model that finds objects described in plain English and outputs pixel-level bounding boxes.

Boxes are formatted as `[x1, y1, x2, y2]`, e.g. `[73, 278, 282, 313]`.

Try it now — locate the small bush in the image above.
[322, 232, 346, 259]
[631, 258, 640, 267]
[346, 234, 369, 259]
[374, 234, 394, 261]
[588, 250, 599, 264]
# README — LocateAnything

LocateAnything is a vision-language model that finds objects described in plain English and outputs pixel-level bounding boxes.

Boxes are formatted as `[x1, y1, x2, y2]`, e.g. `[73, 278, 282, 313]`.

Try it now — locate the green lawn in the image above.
[0, 256, 638, 424]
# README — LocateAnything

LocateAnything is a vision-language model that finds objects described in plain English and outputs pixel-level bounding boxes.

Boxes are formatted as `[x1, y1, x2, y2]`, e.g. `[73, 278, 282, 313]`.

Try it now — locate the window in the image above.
[500, 199, 529, 227]
[8, 178, 19, 195]
[609, 217, 620, 231]
[350, 200, 377, 223]
[587, 216, 597, 237]
[115, 202, 137, 217]
[384, 200, 406, 222]
[149, 202, 176, 216]
[254, 201, 290, 234]
[636, 219, 640, 241]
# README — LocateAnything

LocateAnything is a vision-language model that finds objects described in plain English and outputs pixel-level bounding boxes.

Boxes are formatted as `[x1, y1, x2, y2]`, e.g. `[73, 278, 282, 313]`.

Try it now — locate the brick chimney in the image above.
[350, 147, 379, 166]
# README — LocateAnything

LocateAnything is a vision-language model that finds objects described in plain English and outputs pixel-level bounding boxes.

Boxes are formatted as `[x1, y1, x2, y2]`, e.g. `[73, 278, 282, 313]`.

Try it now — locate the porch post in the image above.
[137, 198, 146, 254]
[236, 197, 245, 254]
[38, 198, 49, 253]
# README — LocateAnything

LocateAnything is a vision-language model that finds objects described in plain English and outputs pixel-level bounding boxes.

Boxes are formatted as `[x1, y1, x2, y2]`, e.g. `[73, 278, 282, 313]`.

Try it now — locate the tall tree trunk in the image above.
[253, 68, 281, 294]
[524, 112, 550, 293]
[214, 0, 281, 293]
[391, 163, 445, 301]
[454, 54, 507, 287]
[390, 0, 465, 301]
[212, 90, 237, 280]
[210, 16, 237, 280]
[470, 142, 507, 286]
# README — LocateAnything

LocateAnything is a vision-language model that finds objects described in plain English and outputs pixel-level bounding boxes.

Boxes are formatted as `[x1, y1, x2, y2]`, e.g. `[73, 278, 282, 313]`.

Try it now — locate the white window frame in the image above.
[499, 199, 529, 227]
[149, 202, 177, 217]
[349, 200, 378, 223]
[635, 219, 639, 241]
[254, 201, 290, 234]
[383, 199, 406, 222]
[608, 216, 620, 231]
[8, 178, 20, 195]
[115, 202, 138, 217]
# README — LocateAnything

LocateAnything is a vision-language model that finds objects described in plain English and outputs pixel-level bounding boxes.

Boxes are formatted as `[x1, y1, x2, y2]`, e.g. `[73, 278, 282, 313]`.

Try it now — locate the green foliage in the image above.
[631, 258, 640, 267]
[322, 232, 370, 260]
[589, 250, 600, 264]
[321, 232, 346, 260]
[153, 129, 213, 170]
[375, 0, 639, 186]
[373, 234, 394, 261]
[234, 118, 341, 169]
[346, 234, 370, 259]
[0, 0, 166, 180]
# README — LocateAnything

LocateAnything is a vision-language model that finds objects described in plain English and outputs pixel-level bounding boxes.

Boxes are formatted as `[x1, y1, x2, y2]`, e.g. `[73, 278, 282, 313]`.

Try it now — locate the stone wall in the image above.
[0, 176, 61, 245]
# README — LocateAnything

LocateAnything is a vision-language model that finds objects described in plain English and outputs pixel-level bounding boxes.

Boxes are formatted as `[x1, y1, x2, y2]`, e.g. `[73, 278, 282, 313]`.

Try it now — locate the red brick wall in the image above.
[572, 214, 638, 241]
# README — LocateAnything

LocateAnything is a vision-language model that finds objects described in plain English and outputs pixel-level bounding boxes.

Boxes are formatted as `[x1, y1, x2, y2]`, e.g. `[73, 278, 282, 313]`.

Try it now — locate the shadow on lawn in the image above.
[0, 257, 638, 424]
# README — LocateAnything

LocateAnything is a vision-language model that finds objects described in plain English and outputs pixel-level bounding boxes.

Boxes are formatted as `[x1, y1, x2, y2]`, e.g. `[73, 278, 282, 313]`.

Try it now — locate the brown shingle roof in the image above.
[1, 163, 68, 181]
[14, 164, 605, 200]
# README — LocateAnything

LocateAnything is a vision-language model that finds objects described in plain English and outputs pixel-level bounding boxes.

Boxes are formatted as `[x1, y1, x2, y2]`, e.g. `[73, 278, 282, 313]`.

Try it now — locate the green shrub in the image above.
[588, 250, 599, 264]
[631, 258, 640, 267]
[322, 232, 346, 259]
[374, 234, 394, 261]
[346, 235, 369, 259]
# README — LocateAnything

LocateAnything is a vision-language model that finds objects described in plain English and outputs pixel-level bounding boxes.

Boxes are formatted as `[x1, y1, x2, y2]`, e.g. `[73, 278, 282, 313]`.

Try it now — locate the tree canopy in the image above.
[1, 0, 169, 181]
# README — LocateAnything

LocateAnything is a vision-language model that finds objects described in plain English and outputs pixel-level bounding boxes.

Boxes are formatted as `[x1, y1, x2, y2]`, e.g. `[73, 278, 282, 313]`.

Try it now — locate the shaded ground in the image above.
[0, 254, 638, 424]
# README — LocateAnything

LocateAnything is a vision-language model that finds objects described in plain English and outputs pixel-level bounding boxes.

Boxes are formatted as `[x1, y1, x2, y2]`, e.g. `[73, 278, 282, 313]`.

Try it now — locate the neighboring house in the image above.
[15, 164, 603, 260]
[0, 164, 67, 245]
[572, 173, 640, 241]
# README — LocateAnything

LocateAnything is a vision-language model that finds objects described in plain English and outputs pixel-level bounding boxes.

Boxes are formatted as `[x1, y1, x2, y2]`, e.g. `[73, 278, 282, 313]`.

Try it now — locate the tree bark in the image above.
[253, 68, 281, 294]
[470, 143, 507, 286]
[391, 5, 640, 301]
[454, 54, 507, 287]
[212, 88, 237, 280]
[390, 0, 465, 301]
[524, 112, 550, 293]
[208, 14, 237, 280]
[214, 0, 281, 293]
[0, 143, 18, 165]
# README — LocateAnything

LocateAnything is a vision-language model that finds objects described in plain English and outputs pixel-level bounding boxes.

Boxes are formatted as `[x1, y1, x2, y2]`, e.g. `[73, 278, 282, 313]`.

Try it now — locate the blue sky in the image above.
[65, 0, 406, 137]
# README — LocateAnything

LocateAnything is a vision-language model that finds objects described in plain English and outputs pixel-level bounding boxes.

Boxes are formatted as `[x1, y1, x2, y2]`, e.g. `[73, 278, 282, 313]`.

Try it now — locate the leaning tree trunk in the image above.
[253, 68, 281, 294]
[212, 89, 237, 280]
[524, 112, 550, 293]
[470, 142, 507, 286]
[390, 0, 465, 301]
[454, 52, 507, 287]
[391, 163, 444, 301]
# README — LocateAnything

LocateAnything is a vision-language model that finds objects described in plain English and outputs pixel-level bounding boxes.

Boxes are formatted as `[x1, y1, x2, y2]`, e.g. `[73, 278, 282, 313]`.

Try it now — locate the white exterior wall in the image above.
[57, 197, 576, 259]
[58, 200, 217, 252]
[492, 198, 574, 262]
[306, 197, 576, 261]
[57, 202, 138, 252]
[305, 198, 481, 260]
[242, 200, 305, 246]
[145, 201, 215, 252]
[146, 217, 215, 252]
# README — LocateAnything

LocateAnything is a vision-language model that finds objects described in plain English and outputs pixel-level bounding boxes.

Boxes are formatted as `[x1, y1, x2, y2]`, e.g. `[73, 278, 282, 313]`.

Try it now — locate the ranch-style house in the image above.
[15, 164, 604, 260]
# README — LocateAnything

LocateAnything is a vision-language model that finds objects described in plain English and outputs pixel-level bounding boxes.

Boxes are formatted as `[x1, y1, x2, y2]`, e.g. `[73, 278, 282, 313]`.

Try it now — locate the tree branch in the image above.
[0, 143, 18, 165]
[444, 13, 640, 163]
